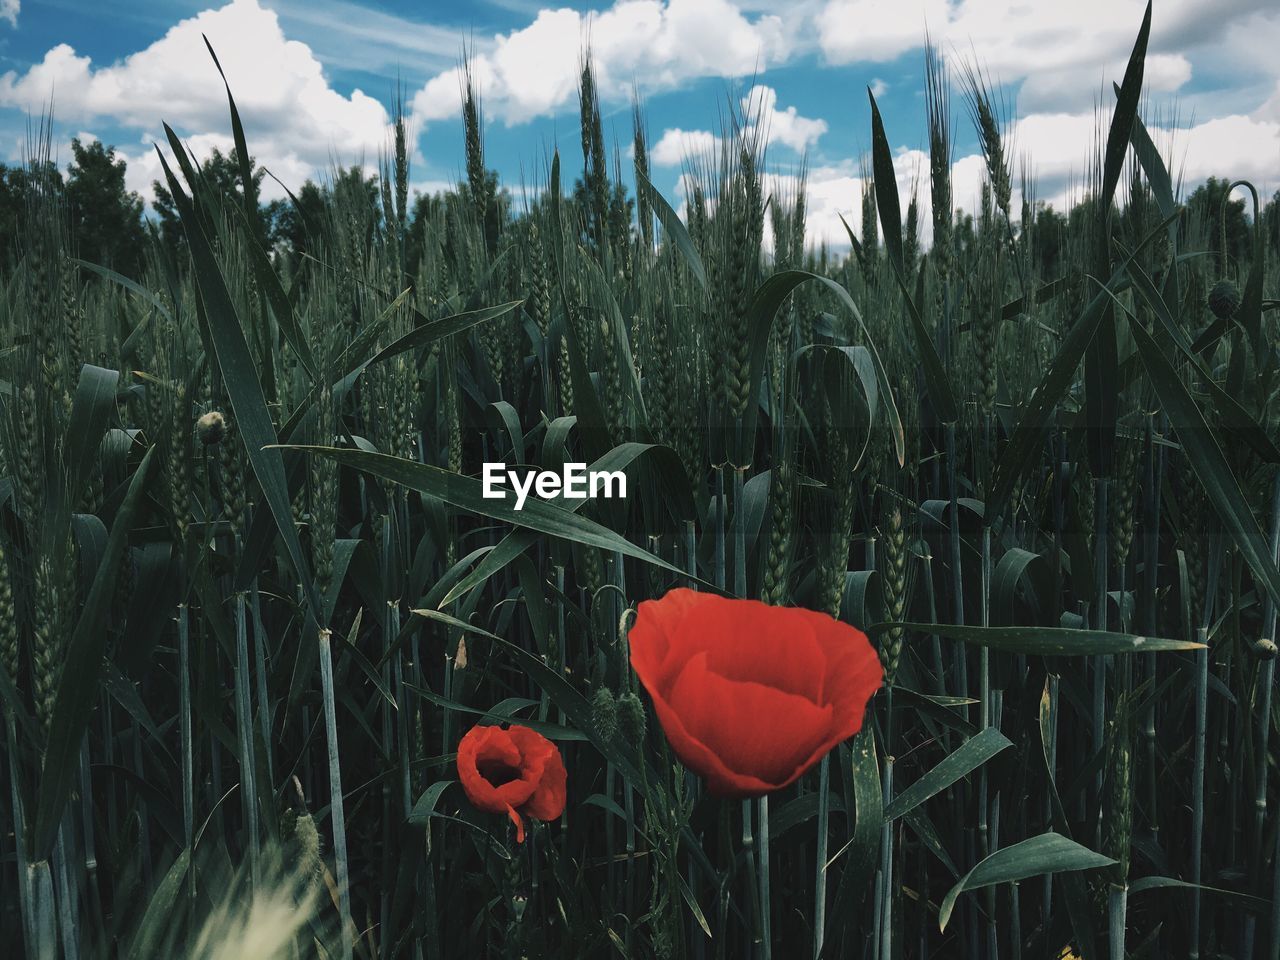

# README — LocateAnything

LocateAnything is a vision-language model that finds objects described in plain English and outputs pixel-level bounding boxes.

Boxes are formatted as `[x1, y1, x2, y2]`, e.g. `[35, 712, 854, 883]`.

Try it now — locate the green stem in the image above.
[1109, 884, 1128, 960]
[6, 720, 32, 951]
[1190, 628, 1208, 960]
[233, 590, 259, 885]
[28, 858, 55, 960]
[319, 627, 353, 960]
[813, 756, 830, 960]
[878, 756, 895, 960]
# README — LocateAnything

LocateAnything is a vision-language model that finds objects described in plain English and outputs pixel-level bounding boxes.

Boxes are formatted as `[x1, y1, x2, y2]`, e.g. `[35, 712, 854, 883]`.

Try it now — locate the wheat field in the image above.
[2, 3, 1280, 958]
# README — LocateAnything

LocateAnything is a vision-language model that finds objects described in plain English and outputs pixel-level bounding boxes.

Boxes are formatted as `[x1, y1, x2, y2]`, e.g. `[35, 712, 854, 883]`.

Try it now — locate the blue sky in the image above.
[0, 0, 1277, 247]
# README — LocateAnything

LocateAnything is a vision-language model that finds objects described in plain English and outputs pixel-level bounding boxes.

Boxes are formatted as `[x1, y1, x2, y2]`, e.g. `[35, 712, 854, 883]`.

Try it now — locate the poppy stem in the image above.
[812, 756, 830, 960]
[714, 467, 726, 592]
[733, 465, 747, 599]
[878, 755, 895, 960]
[716, 802, 732, 960]
[758, 795, 771, 960]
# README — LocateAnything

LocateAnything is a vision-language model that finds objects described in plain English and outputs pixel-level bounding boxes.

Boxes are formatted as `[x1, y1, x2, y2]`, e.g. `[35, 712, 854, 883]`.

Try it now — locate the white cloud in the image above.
[649, 85, 825, 166]
[264, 0, 465, 75]
[816, 0, 948, 64]
[816, 0, 1279, 113]
[411, 0, 792, 127]
[743, 85, 827, 152]
[0, 0, 393, 200]
[651, 127, 722, 166]
[1, 0, 17, 29]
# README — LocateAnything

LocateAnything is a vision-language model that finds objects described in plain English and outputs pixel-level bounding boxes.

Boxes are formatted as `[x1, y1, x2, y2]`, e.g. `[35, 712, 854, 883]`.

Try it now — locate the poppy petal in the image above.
[677, 596, 827, 704]
[458, 726, 538, 812]
[667, 652, 833, 791]
[507, 726, 567, 821]
[630, 587, 702, 692]
[644, 686, 779, 796]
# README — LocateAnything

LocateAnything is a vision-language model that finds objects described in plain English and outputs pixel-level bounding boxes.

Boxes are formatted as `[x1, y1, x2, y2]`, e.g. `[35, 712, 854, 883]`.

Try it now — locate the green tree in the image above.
[1263, 189, 1279, 258]
[1031, 204, 1068, 277]
[152, 146, 267, 258]
[65, 138, 146, 277]
[1183, 176, 1250, 274]
[0, 160, 64, 265]
[267, 179, 327, 264]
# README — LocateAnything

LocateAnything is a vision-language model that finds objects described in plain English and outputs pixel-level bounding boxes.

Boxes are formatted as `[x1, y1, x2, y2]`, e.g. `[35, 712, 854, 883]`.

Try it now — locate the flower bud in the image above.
[616, 696, 645, 747]
[197, 410, 226, 445]
[1207, 279, 1241, 320]
[619, 691, 646, 743]
[591, 686, 618, 742]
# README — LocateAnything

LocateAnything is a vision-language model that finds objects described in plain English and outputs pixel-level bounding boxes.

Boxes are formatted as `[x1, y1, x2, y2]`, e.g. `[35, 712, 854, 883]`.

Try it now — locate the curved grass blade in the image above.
[438, 441, 691, 607]
[1128, 876, 1269, 912]
[1100, 1, 1152, 211]
[124, 849, 190, 960]
[284, 445, 719, 592]
[883, 727, 1012, 821]
[366, 301, 522, 367]
[939, 832, 1114, 931]
[635, 167, 707, 291]
[71, 258, 173, 327]
[869, 621, 1203, 656]
[741, 270, 904, 468]
[55, 365, 120, 538]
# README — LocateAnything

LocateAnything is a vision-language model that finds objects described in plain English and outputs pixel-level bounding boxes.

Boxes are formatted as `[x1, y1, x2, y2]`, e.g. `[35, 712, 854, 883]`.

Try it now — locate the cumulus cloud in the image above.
[816, 0, 1279, 112]
[651, 127, 721, 166]
[0, 0, 393, 199]
[1, 0, 17, 29]
[816, 0, 949, 64]
[411, 0, 792, 127]
[649, 85, 826, 166]
[743, 85, 827, 152]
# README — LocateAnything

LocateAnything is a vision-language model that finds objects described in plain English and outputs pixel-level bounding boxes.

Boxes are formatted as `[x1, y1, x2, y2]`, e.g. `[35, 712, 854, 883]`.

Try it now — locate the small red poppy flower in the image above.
[629, 588, 883, 797]
[456, 724, 567, 842]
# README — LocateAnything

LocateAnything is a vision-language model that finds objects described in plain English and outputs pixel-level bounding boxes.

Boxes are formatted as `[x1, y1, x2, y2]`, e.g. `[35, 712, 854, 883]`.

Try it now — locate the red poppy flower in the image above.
[456, 724, 567, 842]
[629, 588, 882, 797]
